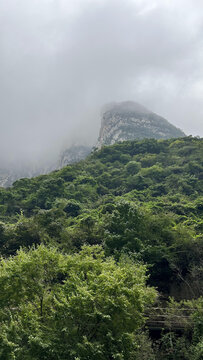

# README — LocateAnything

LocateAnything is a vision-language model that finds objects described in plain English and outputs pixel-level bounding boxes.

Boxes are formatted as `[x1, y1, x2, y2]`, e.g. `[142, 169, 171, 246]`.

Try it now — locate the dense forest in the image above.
[0, 136, 202, 359]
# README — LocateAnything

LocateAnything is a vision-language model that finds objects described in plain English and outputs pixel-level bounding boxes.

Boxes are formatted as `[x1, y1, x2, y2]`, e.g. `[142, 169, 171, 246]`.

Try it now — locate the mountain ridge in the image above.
[0, 101, 186, 187]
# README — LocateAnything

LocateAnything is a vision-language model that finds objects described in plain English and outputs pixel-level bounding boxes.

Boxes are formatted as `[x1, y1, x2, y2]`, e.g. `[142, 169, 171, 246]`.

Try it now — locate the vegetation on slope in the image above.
[0, 136, 202, 358]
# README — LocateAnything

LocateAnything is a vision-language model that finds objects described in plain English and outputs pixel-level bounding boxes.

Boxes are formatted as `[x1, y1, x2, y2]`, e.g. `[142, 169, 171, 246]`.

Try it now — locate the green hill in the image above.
[0, 136, 202, 358]
[0, 136, 202, 292]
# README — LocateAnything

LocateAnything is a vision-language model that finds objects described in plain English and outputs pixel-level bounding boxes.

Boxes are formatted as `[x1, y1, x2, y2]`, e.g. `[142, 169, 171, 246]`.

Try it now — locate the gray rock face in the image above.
[0, 146, 92, 188]
[96, 101, 185, 149]
[0, 169, 14, 188]
[59, 145, 92, 167]
[0, 163, 57, 188]
[0, 168, 35, 188]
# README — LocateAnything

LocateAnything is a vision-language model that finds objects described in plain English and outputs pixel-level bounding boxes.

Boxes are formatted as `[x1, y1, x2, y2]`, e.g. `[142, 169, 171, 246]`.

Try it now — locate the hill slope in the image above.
[0, 136, 202, 358]
[0, 136, 202, 295]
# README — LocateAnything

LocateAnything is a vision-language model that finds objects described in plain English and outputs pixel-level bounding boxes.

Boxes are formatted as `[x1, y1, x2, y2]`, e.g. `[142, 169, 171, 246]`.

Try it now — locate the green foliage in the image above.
[125, 161, 141, 175]
[0, 245, 156, 359]
[63, 199, 82, 217]
[0, 136, 202, 357]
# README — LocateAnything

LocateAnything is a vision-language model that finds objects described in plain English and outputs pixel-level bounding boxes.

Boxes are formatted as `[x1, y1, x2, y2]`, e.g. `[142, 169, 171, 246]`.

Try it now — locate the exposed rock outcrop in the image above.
[96, 101, 185, 149]
[59, 145, 92, 167]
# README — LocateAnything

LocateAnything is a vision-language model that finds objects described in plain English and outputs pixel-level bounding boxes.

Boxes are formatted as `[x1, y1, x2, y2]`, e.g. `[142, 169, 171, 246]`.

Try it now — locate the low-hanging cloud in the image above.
[1, 0, 203, 167]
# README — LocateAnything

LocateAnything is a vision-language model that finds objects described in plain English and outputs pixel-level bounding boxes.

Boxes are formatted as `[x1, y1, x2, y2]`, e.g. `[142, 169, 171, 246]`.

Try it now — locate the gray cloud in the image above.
[0, 0, 203, 167]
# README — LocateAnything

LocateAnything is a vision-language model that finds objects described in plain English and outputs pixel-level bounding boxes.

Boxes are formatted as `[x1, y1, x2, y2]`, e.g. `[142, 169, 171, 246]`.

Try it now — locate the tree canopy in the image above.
[0, 245, 156, 360]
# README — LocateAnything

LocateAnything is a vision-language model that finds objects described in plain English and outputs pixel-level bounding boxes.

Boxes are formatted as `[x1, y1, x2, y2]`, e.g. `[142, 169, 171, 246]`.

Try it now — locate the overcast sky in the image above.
[1, 0, 203, 167]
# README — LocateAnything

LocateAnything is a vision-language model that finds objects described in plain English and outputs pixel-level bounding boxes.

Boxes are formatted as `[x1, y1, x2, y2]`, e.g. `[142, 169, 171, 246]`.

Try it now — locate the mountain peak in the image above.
[101, 101, 151, 116]
[96, 101, 185, 148]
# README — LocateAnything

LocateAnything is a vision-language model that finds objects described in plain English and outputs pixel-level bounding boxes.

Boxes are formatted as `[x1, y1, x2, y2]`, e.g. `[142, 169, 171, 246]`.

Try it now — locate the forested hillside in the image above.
[0, 136, 202, 359]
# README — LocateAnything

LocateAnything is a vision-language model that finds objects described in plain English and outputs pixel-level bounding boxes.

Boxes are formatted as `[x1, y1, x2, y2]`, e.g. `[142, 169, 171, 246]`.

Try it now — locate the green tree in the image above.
[0, 245, 156, 360]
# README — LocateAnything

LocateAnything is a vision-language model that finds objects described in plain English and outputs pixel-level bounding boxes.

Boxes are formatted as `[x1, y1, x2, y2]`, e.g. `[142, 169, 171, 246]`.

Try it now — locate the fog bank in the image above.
[1, 0, 203, 168]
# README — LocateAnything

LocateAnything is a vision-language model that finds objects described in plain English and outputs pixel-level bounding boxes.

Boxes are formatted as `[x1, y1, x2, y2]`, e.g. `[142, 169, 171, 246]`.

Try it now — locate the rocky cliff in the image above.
[96, 101, 185, 148]
[59, 145, 92, 167]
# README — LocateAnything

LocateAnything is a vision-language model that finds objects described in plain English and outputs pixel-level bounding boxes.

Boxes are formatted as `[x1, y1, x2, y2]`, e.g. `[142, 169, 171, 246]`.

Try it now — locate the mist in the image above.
[1, 0, 203, 168]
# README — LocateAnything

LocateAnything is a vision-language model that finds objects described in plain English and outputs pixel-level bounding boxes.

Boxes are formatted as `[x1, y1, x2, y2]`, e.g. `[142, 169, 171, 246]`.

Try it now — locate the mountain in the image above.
[96, 101, 185, 148]
[0, 101, 186, 187]
[60, 101, 186, 166]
